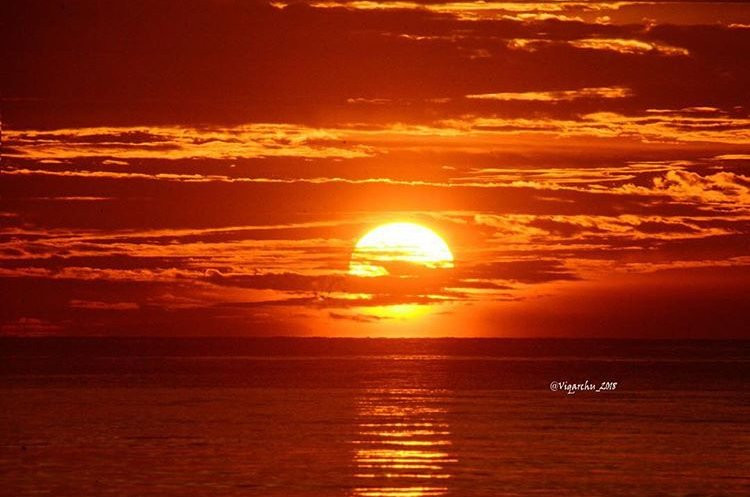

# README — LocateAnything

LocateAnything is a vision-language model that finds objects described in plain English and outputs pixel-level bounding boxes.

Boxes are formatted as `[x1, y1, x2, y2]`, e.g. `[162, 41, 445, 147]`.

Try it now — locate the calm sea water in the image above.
[1, 338, 748, 496]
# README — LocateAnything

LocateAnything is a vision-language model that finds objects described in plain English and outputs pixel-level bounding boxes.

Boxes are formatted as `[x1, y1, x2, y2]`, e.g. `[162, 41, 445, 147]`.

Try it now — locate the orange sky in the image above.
[2, 0, 749, 337]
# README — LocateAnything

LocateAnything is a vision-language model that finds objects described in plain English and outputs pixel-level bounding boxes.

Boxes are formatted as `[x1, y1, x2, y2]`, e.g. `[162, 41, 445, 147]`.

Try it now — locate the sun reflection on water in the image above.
[351, 388, 455, 497]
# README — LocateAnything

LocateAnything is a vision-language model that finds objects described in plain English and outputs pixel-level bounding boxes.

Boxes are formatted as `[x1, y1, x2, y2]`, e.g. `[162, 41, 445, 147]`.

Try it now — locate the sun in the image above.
[349, 222, 454, 277]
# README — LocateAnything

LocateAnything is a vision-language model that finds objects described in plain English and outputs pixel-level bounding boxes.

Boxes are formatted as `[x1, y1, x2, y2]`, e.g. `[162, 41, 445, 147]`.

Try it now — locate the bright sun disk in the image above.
[349, 222, 454, 277]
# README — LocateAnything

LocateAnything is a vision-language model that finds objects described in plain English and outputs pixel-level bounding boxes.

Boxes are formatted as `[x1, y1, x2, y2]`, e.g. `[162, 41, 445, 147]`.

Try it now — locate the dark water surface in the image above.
[1, 338, 749, 496]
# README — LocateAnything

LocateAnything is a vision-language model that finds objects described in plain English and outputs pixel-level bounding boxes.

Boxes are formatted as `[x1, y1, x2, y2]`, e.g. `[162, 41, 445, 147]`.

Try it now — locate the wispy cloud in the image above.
[466, 87, 632, 102]
[306, 1, 629, 21]
[508, 38, 690, 56]
[5, 125, 374, 160]
[6, 109, 750, 162]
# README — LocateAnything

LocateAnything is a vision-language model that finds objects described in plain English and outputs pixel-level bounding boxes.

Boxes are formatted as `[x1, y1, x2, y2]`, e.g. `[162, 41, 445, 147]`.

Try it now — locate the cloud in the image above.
[4, 125, 374, 160]
[466, 87, 632, 102]
[69, 300, 140, 310]
[459, 259, 580, 284]
[449, 111, 750, 145]
[7, 108, 750, 164]
[570, 38, 690, 56]
[306, 1, 629, 21]
[507, 37, 690, 56]
[304, 1, 750, 29]
[619, 170, 750, 206]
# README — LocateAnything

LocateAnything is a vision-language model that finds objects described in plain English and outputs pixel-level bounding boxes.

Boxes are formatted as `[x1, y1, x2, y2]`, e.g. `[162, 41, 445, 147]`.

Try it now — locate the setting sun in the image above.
[349, 222, 454, 277]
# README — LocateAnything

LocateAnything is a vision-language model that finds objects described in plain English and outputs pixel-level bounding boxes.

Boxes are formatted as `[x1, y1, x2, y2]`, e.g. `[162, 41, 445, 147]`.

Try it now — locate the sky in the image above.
[2, 0, 749, 337]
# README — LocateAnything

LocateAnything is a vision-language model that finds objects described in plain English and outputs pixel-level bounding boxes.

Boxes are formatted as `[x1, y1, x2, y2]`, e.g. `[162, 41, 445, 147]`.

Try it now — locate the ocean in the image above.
[1, 338, 748, 496]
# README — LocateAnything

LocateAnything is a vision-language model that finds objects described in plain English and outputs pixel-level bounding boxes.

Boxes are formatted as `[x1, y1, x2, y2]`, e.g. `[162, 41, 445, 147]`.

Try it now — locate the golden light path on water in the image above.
[351, 387, 456, 497]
